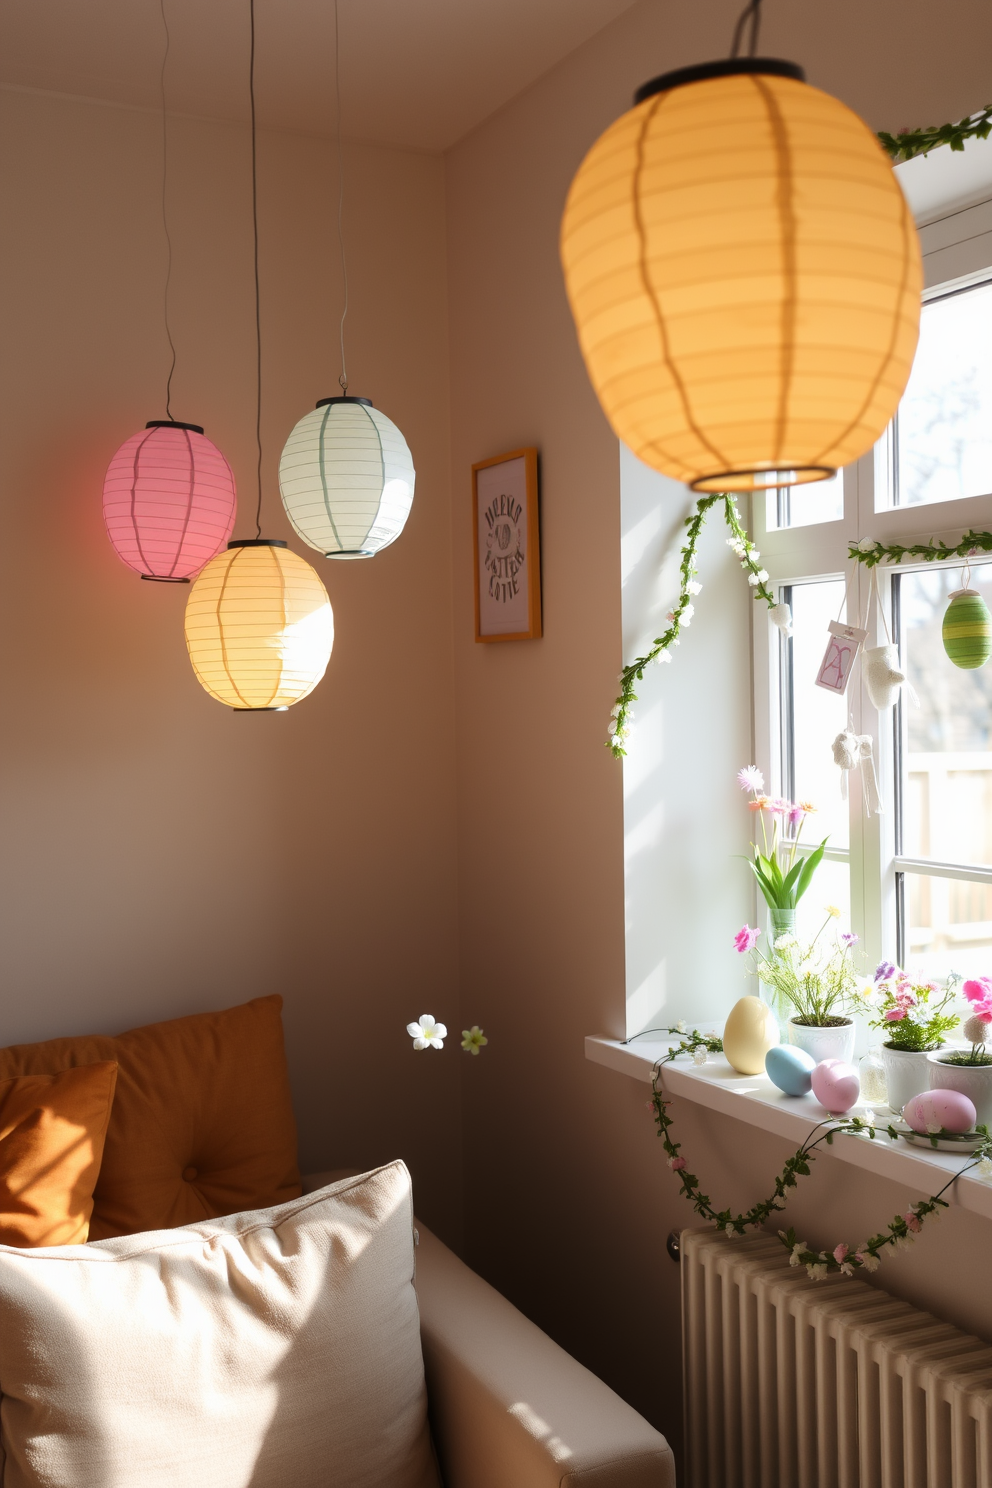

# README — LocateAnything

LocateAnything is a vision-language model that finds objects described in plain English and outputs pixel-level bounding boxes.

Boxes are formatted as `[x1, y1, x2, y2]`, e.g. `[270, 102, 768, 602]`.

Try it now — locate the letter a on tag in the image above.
[815, 620, 869, 695]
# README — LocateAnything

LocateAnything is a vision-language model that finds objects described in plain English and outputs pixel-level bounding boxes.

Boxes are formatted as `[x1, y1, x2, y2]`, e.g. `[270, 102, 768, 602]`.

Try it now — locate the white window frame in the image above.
[751, 194, 992, 972]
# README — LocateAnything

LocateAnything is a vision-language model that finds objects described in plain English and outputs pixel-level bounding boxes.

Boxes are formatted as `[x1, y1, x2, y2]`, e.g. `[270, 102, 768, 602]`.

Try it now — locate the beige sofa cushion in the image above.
[0, 1161, 439, 1488]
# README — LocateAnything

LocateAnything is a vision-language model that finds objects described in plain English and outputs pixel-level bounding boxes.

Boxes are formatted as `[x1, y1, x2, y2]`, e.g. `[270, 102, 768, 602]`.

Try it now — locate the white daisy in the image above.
[406, 1015, 447, 1050]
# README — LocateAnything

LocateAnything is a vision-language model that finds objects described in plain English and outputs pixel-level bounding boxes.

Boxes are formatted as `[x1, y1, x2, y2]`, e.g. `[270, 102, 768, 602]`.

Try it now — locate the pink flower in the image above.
[769, 798, 791, 815]
[964, 978, 992, 1003]
[734, 925, 760, 954]
[668, 1156, 687, 1171]
[884, 1008, 906, 1021]
[737, 766, 764, 794]
[787, 804, 804, 829]
[904, 1211, 922, 1233]
[842, 932, 859, 946]
[975, 1007, 992, 1024]
[833, 1243, 849, 1264]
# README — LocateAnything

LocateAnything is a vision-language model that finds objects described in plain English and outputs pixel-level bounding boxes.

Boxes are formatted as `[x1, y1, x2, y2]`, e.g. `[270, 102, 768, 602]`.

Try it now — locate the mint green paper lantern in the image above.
[942, 588, 992, 669]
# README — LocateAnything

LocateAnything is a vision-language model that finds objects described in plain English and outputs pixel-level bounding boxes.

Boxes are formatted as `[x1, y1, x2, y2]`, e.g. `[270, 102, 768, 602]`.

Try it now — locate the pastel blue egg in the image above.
[765, 1044, 817, 1096]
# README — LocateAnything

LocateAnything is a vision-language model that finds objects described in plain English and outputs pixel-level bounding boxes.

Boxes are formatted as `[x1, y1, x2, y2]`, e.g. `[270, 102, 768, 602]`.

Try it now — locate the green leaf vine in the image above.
[608, 495, 779, 758]
[878, 106, 992, 164]
[649, 1029, 992, 1278]
[849, 530, 992, 570]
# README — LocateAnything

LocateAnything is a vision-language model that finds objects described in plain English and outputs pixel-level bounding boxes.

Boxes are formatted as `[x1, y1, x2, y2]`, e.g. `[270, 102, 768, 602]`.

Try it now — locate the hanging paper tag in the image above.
[815, 620, 869, 695]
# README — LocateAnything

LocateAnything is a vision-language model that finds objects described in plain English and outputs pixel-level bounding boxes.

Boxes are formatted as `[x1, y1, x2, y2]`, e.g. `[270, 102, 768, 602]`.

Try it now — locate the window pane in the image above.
[786, 580, 850, 850]
[768, 470, 844, 529]
[793, 856, 851, 944]
[903, 871, 992, 980]
[901, 565, 992, 866]
[895, 281, 992, 508]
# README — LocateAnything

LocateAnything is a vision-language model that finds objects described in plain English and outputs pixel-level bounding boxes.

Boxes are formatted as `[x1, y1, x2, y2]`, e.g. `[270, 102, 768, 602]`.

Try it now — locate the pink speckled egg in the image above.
[903, 1088, 976, 1136]
[811, 1058, 861, 1114]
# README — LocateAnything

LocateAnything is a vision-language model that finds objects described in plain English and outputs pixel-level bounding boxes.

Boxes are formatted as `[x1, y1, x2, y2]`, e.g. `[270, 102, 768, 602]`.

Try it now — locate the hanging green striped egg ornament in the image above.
[942, 588, 992, 669]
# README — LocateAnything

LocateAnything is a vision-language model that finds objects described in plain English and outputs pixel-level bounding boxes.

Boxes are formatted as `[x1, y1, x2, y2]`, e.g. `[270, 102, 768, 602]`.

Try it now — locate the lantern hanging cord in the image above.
[730, 0, 763, 58]
[249, 0, 263, 538]
[334, 0, 349, 395]
[159, 0, 177, 420]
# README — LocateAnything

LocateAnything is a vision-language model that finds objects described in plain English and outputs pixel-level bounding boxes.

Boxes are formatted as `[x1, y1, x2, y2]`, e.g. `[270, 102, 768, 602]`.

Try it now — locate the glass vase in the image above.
[769, 907, 797, 941]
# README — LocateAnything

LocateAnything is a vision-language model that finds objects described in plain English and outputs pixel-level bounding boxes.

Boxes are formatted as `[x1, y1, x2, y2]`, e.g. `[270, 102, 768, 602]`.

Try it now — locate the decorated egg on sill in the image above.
[811, 1058, 860, 1114]
[942, 588, 992, 670]
[723, 997, 779, 1075]
[765, 1044, 816, 1097]
[903, 1088, 976, 1135]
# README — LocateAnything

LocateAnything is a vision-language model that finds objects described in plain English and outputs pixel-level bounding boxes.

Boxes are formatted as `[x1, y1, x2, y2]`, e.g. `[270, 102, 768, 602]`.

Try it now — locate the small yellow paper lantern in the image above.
[560, 59, 922, 492]
[184, 540, 334, 710]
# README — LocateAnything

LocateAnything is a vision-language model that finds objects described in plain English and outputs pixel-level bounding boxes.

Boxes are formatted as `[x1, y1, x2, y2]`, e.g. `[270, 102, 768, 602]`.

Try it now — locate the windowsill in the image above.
[585, 1035, 992, 1222]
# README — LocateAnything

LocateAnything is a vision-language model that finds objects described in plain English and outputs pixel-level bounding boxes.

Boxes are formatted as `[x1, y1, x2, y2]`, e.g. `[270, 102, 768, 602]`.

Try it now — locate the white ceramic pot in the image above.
[927, 1052, 992, 1129]
[880, 1044, 937, 1115]
[787, 1018, 855, 1067]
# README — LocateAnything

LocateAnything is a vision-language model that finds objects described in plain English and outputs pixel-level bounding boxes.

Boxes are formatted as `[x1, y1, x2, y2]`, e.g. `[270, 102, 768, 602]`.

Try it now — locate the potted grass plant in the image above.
[862, 964, 960, 1114]
[928, 978, 992, 1127]
[737, 767, 827, 938]
[736, 912, 859, 1064]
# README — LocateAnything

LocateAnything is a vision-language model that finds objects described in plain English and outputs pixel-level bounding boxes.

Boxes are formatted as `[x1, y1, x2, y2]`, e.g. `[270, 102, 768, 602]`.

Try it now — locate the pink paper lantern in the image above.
[103, 421, 237, 582]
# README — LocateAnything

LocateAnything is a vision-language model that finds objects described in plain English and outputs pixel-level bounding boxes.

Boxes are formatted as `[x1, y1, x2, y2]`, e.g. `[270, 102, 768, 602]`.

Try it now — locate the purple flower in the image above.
[874, 960, 898, 983]
[787, 804, 804, 829]
[734, 924, 760, 954]
[842, 932, 859, 946]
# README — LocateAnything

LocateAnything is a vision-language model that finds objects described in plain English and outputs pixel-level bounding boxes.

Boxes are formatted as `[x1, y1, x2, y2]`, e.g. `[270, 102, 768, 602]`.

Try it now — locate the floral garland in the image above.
[648, 1028, 992, 1279]
[608, 495, 784, 758]
[849, 530, 992, 570]
[878, 106, 992, 164]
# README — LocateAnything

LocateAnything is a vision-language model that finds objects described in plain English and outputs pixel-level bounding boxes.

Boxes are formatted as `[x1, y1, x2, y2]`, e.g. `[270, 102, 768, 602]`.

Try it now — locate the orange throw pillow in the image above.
[0, 996, 301, 1240]
[0, 1062, 118, 1247]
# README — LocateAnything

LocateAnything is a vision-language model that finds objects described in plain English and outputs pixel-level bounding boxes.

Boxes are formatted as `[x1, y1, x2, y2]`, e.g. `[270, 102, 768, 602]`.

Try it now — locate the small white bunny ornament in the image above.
[862, 643, 906, 711]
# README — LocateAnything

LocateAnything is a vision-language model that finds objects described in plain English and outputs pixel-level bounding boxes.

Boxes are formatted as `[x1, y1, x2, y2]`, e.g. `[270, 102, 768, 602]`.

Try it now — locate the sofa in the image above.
[0, 997, 675, 1486]
[305, 1172, 676, 1487]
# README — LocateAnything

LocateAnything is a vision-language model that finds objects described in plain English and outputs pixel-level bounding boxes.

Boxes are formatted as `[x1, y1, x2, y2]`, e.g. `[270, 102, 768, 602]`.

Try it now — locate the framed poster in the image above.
[472, 447, 542, 643]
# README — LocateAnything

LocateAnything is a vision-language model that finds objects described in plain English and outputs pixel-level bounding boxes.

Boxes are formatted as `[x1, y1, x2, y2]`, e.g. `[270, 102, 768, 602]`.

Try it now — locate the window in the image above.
[894, 564, 992, 978]
[888, 281, 992, 509]
[753, 191, 992, 975]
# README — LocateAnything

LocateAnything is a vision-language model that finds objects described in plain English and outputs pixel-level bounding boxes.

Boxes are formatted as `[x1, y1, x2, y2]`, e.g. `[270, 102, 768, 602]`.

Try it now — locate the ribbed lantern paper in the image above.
[278, 397, 415, 558]
[184, 540, 334, 710]
[103, 422, 237, 580]
[560, 60, 923, 493]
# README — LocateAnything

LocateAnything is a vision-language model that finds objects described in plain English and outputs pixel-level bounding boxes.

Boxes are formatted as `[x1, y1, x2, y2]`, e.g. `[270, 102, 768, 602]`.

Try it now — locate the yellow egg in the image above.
[722, 997, 779, 1075]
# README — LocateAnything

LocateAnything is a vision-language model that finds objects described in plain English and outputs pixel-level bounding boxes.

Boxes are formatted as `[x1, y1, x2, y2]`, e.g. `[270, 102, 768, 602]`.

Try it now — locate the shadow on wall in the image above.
[619, 445, 754, 1038]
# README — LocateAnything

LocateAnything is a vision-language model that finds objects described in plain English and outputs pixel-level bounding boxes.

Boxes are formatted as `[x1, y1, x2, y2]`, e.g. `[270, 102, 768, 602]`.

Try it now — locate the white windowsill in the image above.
[585, 1035, 992, 1223]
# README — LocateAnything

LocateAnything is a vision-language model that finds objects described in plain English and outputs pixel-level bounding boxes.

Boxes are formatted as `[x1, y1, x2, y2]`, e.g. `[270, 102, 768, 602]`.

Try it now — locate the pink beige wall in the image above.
[445, 0, 992, 1465]
[0, 86, 463, 1238]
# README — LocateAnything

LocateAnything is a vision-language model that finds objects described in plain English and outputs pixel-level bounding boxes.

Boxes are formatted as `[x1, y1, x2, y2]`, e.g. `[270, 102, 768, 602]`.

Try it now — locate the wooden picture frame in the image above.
[472, 447, 542, 643]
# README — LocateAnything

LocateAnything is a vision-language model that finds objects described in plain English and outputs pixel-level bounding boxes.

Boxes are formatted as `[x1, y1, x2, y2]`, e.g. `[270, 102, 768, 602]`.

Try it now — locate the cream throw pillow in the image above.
[0, 1161, 439, 1488]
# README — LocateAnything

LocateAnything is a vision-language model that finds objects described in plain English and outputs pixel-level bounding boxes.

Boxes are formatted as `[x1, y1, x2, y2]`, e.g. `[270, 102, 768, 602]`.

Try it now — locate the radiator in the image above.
[682, 1228, 992, 1488]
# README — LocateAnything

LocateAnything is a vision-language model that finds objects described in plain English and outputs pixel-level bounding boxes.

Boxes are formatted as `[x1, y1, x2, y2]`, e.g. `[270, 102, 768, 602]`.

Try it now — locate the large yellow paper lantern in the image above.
[560, 59, 922, 492]
[184, 540, 334, 711]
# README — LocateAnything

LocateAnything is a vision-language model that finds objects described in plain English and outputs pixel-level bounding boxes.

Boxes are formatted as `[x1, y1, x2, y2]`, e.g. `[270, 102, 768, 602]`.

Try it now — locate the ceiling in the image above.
[0, 0, 641, 153]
